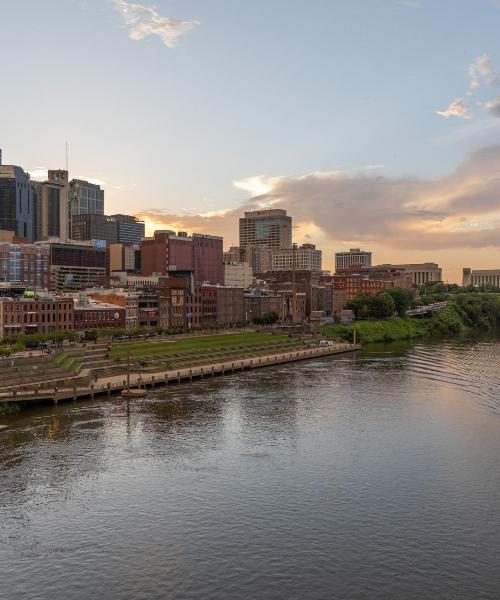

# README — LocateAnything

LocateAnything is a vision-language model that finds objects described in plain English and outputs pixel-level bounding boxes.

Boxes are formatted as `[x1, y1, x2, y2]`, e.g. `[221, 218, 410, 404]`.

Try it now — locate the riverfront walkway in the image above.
[0, 343, 360, 406]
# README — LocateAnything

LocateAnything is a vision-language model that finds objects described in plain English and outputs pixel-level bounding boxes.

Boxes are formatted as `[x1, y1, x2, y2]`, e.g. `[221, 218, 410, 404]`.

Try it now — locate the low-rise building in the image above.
[215, 286, 245, 326]
[89, 290, 139, 329]
[380, 263, 442, 286]
[0, 295, 74, 338]
[463, 268, 500, 288]
[73, 297, 125, 331]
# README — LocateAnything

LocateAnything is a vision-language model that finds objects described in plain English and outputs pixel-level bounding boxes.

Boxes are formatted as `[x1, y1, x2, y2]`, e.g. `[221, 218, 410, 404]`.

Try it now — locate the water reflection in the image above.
[0, 335, 499, 600]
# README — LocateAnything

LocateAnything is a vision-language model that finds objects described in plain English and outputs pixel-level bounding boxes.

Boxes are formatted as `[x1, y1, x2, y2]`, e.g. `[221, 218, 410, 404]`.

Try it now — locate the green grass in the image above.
[321, 295, 500, 345]
[321, 317, 428, 344]
[109, 332, 291, 361]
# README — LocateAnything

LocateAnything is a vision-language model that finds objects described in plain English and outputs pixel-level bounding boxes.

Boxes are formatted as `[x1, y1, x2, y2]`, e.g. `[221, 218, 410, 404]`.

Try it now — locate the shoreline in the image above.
[0, 342, 360, 416]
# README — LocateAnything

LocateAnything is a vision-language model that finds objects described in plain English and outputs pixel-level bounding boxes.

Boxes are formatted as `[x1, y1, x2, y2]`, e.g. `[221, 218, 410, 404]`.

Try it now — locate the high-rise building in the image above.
[33, 170, 69, 241]
[43, 240, 107, 291]
[141, 230, 224, 284]
[0, 164, 35, 241]
[69, 179, 104, 234]
[110, 214, 145, 246]
[0, 243, 50, 289]
[335, 248, 372, 272]
[72, 214, 118, 245]
[193, 233, 224, 284]
[239, 209, 292, 250]
[270, 243, 322, 272]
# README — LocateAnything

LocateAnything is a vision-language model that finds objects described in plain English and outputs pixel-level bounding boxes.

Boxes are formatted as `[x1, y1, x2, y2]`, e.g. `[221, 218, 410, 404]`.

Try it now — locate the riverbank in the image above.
[321, 293, 500, 344]
[0, 342, 360, 414]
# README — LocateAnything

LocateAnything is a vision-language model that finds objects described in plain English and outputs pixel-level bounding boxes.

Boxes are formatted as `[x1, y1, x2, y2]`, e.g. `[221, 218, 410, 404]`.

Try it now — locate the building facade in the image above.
[0, 243, 50, 289]
[69, 179, 104, 234]
[89, 290, 139, 329]
[335, 248, 372, 272]
[33, 170, 70, 241]
[193, 234, 224, 284]
[0, 295, 74, 339]
[72, 214, 118, 245]
[463, 268, 500, 288]
[45, 241, 107, 291]
[381, 263, 442, 286]
[110, 214, 145, 246]
[74, 299, 126, 331]
[141, 230, 224, 284]
[239, 209, 292, 250]
[224, 262, 253, 289]
[270, 244, 322, 271]
[0, 165, 35, 242]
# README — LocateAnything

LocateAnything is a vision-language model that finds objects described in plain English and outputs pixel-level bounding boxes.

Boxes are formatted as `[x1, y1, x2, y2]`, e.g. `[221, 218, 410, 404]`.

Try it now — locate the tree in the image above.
[384, 287, 413, 316]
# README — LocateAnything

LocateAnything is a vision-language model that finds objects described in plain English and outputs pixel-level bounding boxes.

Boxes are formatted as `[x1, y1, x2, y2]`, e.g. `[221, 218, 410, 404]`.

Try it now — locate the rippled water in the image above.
[1, 335, 499, 599]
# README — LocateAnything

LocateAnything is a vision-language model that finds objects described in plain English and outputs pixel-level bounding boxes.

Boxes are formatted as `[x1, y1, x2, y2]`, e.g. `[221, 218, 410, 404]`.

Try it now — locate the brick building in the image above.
[0, 295, 74, 338]
[141, 230, 224, 284]
[89, 290, 139, 330]
[73, 299, 125, 331]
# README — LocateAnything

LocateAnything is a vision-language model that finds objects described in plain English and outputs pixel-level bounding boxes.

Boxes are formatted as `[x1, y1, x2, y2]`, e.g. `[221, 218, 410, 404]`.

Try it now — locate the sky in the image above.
[1, 0, 500, 282]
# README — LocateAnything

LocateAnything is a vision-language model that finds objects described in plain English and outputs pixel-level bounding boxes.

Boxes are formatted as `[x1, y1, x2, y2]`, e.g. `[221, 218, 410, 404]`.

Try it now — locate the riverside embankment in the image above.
[0, 333, 360, 413]
[322, 293, 500, 344]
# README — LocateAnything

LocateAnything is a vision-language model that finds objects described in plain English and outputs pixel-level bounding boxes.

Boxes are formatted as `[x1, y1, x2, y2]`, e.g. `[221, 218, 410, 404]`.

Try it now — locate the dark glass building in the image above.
[110, 214, 145, 246]
[0, 165, 35, 241]
[72, 214, 118, 245]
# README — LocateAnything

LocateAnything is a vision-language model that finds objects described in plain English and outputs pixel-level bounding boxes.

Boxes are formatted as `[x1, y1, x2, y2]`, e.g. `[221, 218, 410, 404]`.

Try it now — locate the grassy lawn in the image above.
[109, 332, 291, 361]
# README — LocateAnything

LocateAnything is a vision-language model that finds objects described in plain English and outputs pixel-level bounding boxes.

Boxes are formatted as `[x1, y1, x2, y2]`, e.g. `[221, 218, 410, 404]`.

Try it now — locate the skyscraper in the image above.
[32, 170, 70, 241]
[110, 214, 145, 245]
[69, 179, 104, 235]
[239, 209, 292, 250]
[0, 164, 35, 241]
[72, 214, 118, 245]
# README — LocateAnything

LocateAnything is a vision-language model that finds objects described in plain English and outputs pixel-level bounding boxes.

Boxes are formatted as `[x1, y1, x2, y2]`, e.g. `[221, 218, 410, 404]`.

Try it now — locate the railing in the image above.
[0, 343, 360, 402]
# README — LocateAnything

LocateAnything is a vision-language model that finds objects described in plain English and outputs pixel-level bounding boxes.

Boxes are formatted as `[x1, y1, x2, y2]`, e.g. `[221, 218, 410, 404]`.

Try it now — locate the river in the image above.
[1, 335, 499, 599]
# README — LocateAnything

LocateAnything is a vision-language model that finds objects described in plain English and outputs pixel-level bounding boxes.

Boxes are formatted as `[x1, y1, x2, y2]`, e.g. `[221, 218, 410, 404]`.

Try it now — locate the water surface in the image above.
[1, 335, 499, 599]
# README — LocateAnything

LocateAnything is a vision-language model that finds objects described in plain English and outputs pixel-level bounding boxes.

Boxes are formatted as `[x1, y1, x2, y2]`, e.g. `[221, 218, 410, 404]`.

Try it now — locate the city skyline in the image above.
[2, 0, 500, 281]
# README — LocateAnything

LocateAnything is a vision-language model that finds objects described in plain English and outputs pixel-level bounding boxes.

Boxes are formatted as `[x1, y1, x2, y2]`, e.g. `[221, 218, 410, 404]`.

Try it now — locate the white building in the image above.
[224, 261, 253, 289]
[463, 268, 500, 287]
[335, 248, 372, 271]
[381, 263, 442, 286]
[270, 244, 322, 271]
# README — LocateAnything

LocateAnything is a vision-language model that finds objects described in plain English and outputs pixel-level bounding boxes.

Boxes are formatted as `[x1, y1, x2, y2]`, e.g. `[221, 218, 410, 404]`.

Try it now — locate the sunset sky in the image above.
[2, 0, 500, 282]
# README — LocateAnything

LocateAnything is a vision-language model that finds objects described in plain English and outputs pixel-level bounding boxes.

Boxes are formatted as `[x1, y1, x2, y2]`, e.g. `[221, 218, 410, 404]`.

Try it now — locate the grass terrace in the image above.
[108, 332, 300, 363]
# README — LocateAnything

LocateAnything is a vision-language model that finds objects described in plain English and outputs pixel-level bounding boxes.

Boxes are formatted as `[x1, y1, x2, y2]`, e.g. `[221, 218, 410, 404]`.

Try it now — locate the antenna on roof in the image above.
[65, 141, 69, 171]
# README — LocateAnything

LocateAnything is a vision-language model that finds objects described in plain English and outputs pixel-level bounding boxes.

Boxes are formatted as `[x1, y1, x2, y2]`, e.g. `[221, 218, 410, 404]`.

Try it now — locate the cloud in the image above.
[29, 168, 49, 181]
[113, 0, 199, 48]
[136, 146, 500, 254]
[468, 54, 500, 94]
[436, 98, 470, 119]
[483, 95, 500, 117]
